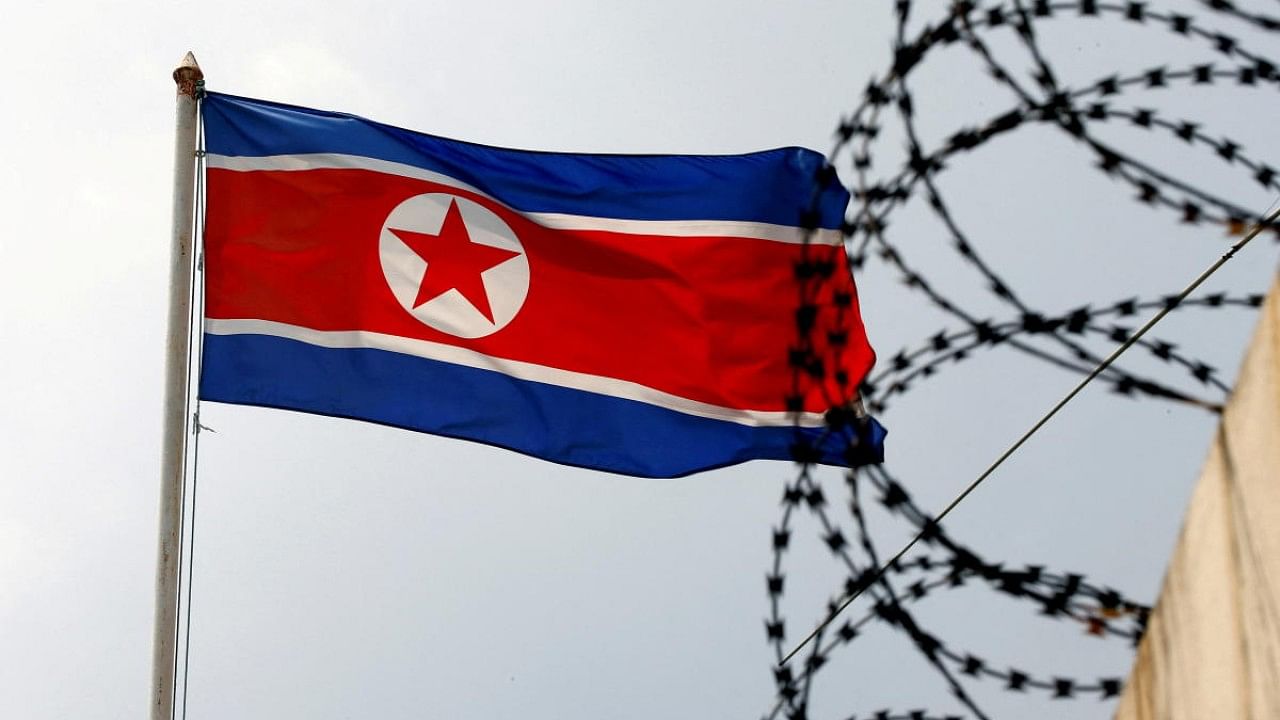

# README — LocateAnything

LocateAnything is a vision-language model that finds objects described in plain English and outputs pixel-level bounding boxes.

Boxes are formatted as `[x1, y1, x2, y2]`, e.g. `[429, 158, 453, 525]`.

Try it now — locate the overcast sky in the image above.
[3, 1, 1278, 719]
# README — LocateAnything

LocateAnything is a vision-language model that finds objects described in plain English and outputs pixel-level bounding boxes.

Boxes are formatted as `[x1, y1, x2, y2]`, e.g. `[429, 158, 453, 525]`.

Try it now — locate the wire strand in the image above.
[779, 202, 1280, 667]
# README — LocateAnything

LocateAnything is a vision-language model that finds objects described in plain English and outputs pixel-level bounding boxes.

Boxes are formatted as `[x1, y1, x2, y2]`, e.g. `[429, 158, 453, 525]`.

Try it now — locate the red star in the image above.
[389, 199, 522, 322]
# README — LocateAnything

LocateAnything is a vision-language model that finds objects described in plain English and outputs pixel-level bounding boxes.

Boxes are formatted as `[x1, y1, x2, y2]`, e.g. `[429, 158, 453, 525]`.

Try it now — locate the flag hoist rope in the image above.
[153, 52, 203, 720]
[780, 203, 1280, 667]
[177, 101, 210, 720]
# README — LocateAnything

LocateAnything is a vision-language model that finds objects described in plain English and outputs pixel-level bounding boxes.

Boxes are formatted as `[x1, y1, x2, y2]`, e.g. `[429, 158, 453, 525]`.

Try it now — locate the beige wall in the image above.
[1116, 272, 1280, 719]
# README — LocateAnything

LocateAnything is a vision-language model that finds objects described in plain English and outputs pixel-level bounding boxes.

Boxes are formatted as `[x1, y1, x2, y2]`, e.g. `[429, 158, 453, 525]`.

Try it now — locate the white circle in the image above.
[379, 193, 529, 339]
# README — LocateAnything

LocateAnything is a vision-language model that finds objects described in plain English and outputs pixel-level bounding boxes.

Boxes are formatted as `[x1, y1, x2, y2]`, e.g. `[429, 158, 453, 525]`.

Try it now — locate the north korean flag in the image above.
[199, 92, 883, 477]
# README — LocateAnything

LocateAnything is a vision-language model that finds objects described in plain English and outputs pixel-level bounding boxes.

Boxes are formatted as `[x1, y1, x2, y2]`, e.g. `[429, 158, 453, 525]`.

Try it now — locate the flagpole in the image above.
[152, 51, 202, 720]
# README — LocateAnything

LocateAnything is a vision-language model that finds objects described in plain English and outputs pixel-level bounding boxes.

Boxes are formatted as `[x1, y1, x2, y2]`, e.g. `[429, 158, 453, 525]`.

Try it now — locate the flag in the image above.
[198, 92, 882, 477]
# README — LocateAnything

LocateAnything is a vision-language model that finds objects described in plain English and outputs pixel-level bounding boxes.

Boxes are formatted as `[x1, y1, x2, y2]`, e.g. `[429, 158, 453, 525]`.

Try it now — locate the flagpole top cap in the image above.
[173, 52, 203, 97]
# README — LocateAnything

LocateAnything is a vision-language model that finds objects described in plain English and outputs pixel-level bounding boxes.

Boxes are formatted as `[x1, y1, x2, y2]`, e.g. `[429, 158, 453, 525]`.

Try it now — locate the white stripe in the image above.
[527, 213, 840, 244]
[208, 152, 486, 195]
[205, 152, 844, 247]
[205, 318, 827, 429]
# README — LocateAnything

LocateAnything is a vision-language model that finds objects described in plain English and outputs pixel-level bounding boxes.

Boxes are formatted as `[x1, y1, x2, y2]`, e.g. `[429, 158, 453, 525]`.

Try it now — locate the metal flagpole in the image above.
[152, 51, 202, 720]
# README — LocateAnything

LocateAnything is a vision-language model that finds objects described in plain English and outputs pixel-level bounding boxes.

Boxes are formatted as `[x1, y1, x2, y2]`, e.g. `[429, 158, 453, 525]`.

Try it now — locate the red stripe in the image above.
[204, 167, 873, 413]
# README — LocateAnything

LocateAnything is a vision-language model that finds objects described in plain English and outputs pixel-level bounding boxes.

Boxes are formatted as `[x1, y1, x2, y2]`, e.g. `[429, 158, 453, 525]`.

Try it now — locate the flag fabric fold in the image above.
[199, 92, 882, 477]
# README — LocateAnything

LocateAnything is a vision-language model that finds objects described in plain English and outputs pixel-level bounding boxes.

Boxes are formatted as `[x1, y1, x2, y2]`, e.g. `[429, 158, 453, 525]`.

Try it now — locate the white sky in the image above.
[2, 1, 1278, 718]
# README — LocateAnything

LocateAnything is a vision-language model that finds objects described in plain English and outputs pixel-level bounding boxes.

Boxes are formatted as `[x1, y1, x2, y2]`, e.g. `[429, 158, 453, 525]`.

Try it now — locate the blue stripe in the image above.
[199, 333, 883, 478]
[201, 92, 850, 228]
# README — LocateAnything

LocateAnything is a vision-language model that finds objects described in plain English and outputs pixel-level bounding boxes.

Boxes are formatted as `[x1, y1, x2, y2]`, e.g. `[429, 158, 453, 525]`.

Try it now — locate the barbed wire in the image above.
[863, 292, 1262, 413]
[775, 1, 1279, 717]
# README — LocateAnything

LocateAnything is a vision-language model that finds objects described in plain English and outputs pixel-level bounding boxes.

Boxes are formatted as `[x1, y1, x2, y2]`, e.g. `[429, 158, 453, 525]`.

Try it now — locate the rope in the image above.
[176, 94, 207, 720]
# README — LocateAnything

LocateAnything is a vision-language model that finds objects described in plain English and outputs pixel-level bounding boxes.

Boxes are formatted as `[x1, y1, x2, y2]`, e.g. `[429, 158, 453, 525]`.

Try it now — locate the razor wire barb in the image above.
[771, 1, 1280, 718]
